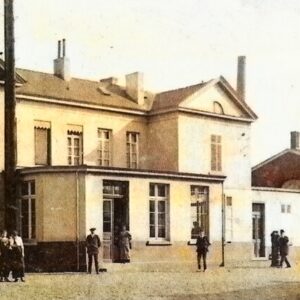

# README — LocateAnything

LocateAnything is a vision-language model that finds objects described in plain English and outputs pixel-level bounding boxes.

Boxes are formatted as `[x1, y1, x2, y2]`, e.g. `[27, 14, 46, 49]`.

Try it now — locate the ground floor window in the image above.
[190, 186, 209, 239]
[149, 183, 169, 240]
[19, 181, 36, 240]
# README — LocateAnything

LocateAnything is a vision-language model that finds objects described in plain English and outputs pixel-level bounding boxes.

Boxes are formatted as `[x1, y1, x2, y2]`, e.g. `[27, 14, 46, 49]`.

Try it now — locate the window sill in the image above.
[146, 240, 172, 246]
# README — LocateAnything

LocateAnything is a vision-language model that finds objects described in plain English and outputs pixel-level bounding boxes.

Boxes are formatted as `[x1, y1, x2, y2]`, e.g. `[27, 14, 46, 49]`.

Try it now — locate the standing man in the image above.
[196, 229, 210, 272]
[11, 231, 25, 282]
[278, 229, 291, 268]
[0, 230, 11, 282]
[86, 228, 101, 274]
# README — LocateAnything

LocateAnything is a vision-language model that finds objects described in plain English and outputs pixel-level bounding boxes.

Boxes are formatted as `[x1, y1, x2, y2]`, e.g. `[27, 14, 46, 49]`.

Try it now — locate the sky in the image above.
[0, 0, 300, 165]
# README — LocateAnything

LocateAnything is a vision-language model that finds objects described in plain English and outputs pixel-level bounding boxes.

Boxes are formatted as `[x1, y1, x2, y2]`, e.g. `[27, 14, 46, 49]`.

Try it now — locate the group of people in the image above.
[0, 230, 25, 282]
[86, 225, 132, 274]
[270, 229, 291, 268]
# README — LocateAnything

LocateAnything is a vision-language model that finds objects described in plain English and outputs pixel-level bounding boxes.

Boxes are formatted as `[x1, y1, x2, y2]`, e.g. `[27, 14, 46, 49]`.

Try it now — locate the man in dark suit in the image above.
[86, 228, 101, 274]
[278, 229, 291, 268]
[196, 229, 210, 272]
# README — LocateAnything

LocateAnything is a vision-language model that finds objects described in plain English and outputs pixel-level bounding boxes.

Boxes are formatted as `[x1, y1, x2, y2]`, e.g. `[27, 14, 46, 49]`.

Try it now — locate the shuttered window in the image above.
[211, 135, 222, 171]
[34, 123, 51, 165]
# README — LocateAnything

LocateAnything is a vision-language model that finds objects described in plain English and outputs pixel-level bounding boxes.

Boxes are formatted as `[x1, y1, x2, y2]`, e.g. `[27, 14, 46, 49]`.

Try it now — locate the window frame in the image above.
[149, 183, 170, 241]
[19, 181, 36, 243]
[97, 128, 112, 167]
[126, 132, 139, 169]
[67, 130, 83, 166]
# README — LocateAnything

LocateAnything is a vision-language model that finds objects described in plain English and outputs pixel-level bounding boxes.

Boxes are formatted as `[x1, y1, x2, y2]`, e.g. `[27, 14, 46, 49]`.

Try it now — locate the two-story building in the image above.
[0, 42, 257, 271]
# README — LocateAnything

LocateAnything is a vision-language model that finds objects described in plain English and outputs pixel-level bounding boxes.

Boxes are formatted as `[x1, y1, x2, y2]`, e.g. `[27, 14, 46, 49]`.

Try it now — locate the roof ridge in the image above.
[157, 79, 212, 95]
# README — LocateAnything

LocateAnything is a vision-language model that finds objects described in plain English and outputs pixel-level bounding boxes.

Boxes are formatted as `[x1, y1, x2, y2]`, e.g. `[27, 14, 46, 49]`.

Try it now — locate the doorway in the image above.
[252, 203, 265, 258]
[102, 180, 129, 262]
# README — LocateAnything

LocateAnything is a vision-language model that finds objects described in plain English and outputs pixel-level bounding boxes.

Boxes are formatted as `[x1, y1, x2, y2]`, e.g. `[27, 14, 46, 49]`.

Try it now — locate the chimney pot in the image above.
[54, 40, 71, 81]
[291, 131, 300, 150]
[237, 56, 246, 102]
[57, 40, 61, 58]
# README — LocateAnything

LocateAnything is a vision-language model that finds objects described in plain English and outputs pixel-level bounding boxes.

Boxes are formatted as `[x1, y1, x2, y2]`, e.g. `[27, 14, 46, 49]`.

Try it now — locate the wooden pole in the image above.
[4, 0, 17, 231]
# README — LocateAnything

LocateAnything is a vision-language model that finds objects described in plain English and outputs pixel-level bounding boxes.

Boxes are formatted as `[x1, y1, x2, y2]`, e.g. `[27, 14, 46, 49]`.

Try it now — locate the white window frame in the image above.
[98, 129, 112, 166]
[19, 181, 36, 241]
[149, 183, 169, 241]
[67, 131, 83, 165]
[126, 132, 139, 169]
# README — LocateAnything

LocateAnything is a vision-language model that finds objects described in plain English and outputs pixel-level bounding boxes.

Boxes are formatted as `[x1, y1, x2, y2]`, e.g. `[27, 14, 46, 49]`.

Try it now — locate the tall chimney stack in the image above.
[125, 72, 144, 106]
[54, 39, 71, 81]
[291, 131, 300, 150]
[237, 56, 246, 102]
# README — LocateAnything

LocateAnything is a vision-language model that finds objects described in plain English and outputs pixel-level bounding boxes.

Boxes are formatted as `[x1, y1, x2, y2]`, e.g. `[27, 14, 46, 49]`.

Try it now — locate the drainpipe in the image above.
[220, 182, 225, 267]
[76, 171, 80, 271]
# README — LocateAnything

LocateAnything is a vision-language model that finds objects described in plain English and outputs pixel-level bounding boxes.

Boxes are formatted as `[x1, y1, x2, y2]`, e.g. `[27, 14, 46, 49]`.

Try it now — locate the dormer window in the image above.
[213, 101, 224, 114]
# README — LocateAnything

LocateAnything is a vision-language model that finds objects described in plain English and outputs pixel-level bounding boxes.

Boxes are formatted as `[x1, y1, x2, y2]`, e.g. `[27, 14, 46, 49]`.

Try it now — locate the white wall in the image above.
[252, 188, 300, 247]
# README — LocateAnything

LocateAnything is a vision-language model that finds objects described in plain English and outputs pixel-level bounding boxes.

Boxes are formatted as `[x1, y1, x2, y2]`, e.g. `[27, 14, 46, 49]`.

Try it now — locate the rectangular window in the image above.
[211, 135, 222, 171]
[67, 129, 83, 165]
[225, 196, 233, 242]
[20, 181, 36, 240]
[149, 183, 169, 240]
[281, 204, 285, 213]
[126, 132, 139, 169]
[190, 186, 209, 239]
[34, 121, 51, 165]
[98, 129, 112, 166]
[287, 204, 291, 213]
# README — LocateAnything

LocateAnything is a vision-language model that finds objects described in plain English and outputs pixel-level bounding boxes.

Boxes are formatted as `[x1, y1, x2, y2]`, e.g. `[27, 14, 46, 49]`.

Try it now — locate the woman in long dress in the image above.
[10, 231, 25, 282]
[118, 225, 132, 263]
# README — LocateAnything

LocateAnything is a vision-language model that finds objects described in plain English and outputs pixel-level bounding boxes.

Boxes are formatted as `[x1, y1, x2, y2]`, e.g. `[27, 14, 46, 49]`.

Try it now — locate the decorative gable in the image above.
[180, 82, 246, 118]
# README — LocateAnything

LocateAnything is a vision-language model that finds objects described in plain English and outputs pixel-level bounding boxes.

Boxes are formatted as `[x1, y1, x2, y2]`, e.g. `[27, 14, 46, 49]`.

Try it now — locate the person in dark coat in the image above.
[196, 229, 210, 272]
[270, 230, 280, 267]
[10, 231, 25, 282]
[86, 228, 101, 274]
[278, 229, 291, 268]
[0, 230, 11, 282]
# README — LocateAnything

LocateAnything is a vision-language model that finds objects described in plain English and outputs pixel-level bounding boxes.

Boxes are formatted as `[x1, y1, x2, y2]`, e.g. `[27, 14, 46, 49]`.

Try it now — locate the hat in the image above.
[280, 229, 285, 234]
[89, 227, 96, 232]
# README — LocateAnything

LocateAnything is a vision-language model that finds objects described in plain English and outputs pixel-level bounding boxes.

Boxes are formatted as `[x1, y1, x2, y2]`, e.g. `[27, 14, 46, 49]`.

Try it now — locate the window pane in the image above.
[31, 199, 36, 239]
[103, 222, 111, 232]
[158, 201, 165, 213]
[68, 137, 71, 146]
[149, 184, 155, 197]
[158, 213, 165, 225]
[149, 226, 155, 238]
[21, 182, 28, 196]
[74, 138, 79, 147]
[149, 200, 155, 212]
[157, 185, 166, 197]
[35, 128, 49, 165]
[21, 200, 29, 239]
[30, 182, 35, 195]
[158, 226, 165, 238]
[150, 213, 155, 225]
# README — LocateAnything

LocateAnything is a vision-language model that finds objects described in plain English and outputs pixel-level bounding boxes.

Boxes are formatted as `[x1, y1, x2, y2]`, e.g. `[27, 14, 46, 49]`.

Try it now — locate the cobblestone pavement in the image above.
[0, 262, 299, 299]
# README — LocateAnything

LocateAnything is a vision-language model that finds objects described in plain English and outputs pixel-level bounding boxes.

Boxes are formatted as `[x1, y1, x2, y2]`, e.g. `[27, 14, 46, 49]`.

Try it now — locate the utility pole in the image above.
[4, 0, 17, 231]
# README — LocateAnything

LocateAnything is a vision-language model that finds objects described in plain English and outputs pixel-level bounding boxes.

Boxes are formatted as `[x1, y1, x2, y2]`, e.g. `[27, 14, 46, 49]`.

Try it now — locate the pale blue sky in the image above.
[1, 0, 300, 165]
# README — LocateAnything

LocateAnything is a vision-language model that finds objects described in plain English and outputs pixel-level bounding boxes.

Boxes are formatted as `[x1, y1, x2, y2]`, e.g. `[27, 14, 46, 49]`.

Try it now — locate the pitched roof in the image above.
[252, 149, 300, 188]
[15, 69, 151, 111]
[151, 81, 211, 111]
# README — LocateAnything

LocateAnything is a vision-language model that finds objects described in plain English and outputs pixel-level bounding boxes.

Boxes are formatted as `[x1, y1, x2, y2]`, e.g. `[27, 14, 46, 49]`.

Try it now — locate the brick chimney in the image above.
[237, 56, 246, 102]
[54, 39, 71, 81]
[291, 131, 300, 150]
[125, 72, 144, 105]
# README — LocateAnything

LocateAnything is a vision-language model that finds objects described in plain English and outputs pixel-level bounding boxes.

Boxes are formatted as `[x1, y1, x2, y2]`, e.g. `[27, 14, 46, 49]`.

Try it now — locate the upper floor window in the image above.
[98, 129, 112, 166]
[149, 183, 169, 240]
[19, 181, 36, 240]
[211, 135, 222, 171]
[126, 132, 139, 169]
[34, 121, 51, 165]
[213, 101, 224, 114]
[67, 126, 83, 165]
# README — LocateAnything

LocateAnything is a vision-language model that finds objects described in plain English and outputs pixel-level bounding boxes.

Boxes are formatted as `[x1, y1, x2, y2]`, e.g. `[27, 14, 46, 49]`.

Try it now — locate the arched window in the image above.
[213, 101, 224, 114]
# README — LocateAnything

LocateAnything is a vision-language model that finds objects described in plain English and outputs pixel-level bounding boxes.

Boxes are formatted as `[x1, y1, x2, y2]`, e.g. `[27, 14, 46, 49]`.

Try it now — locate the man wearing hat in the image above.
[278, 229, 291, 268]
[196, 228, 211, 272]
[86, 228, 101, 274]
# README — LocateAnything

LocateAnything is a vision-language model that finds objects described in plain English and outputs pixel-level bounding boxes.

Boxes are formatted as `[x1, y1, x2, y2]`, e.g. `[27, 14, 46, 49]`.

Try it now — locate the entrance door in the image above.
[102, 181, 129, 262]
[252, 203, 265, 258]
[103, 199, 113, 262]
